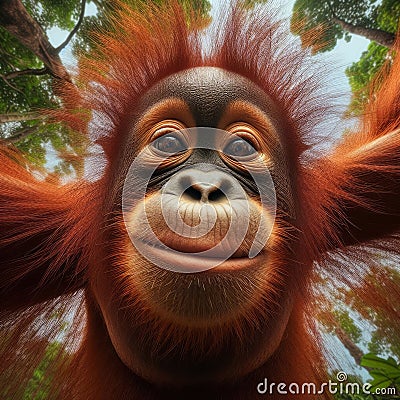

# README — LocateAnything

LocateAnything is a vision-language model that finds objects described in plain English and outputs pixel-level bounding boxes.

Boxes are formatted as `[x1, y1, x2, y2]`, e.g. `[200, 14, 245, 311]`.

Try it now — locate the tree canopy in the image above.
[0, 0, 211, 173]
[291, 0, 399, 52]
[291, 0, 400, 115]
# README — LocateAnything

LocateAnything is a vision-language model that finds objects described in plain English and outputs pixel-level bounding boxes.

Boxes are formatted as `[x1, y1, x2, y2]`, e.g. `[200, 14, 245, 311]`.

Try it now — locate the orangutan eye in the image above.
[224, 138, 257, 158]
[151, 134, 187, 154]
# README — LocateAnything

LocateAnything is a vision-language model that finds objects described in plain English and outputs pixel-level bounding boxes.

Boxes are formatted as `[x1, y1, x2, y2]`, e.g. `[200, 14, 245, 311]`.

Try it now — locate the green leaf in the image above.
[361, 353, 400, 373]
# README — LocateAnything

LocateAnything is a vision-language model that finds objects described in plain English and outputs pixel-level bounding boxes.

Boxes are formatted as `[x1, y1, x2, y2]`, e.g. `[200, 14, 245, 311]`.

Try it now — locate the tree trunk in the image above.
[0, 0, 70, 81]
[335, 326, 364, 366]
[333, 16, 395, 48]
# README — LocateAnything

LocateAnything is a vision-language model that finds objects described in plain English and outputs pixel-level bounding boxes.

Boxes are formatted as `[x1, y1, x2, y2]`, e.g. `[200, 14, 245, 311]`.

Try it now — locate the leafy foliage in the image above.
[0, 0, 211, 173]
[345, 42, 389, 116]
[291, 0, 399, 53]
[0, 31, 54, 114]
[345, 0, 400, 115]
[22, 342, 68, 400]
[0, 340, 70, 400]
[361, 353, 400, 393]
[0, 0, 84, 171]
[23, 0, 82, 31]
[350, 267, 400, 361]
[290, 0, 400, 116]
[333, 309, 362, 343]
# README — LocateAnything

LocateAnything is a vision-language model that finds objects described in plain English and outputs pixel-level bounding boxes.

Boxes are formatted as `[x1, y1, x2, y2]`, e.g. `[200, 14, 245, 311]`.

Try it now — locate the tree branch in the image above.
[0, 0, 71, 81]
[333, 16, 395, 47]
[0, 112, 47, 123]
[56, 0, 86, 53]
[334, 326, 364, 366]
[325, 1, 395, 48]
[4, 125, 40, 143]
[330, 14, 395, 48]
[0, 74, 26, 98]
[2, 67, 49, 80]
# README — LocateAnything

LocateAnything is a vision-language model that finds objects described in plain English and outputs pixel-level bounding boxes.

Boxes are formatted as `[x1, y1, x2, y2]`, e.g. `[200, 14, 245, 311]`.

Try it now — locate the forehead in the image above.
[138, 67, 279, 127]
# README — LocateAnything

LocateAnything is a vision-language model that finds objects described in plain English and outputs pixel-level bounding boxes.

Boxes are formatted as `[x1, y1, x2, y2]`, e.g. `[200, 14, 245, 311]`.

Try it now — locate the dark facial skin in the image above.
[90, 67, 298, 386]
[122, 67, 294, 212]
[138, 67, 283, 128]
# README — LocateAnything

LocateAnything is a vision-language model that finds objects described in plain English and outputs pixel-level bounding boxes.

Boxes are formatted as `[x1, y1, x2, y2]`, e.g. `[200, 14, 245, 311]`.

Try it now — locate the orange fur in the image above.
[0, 1, 399, 399]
